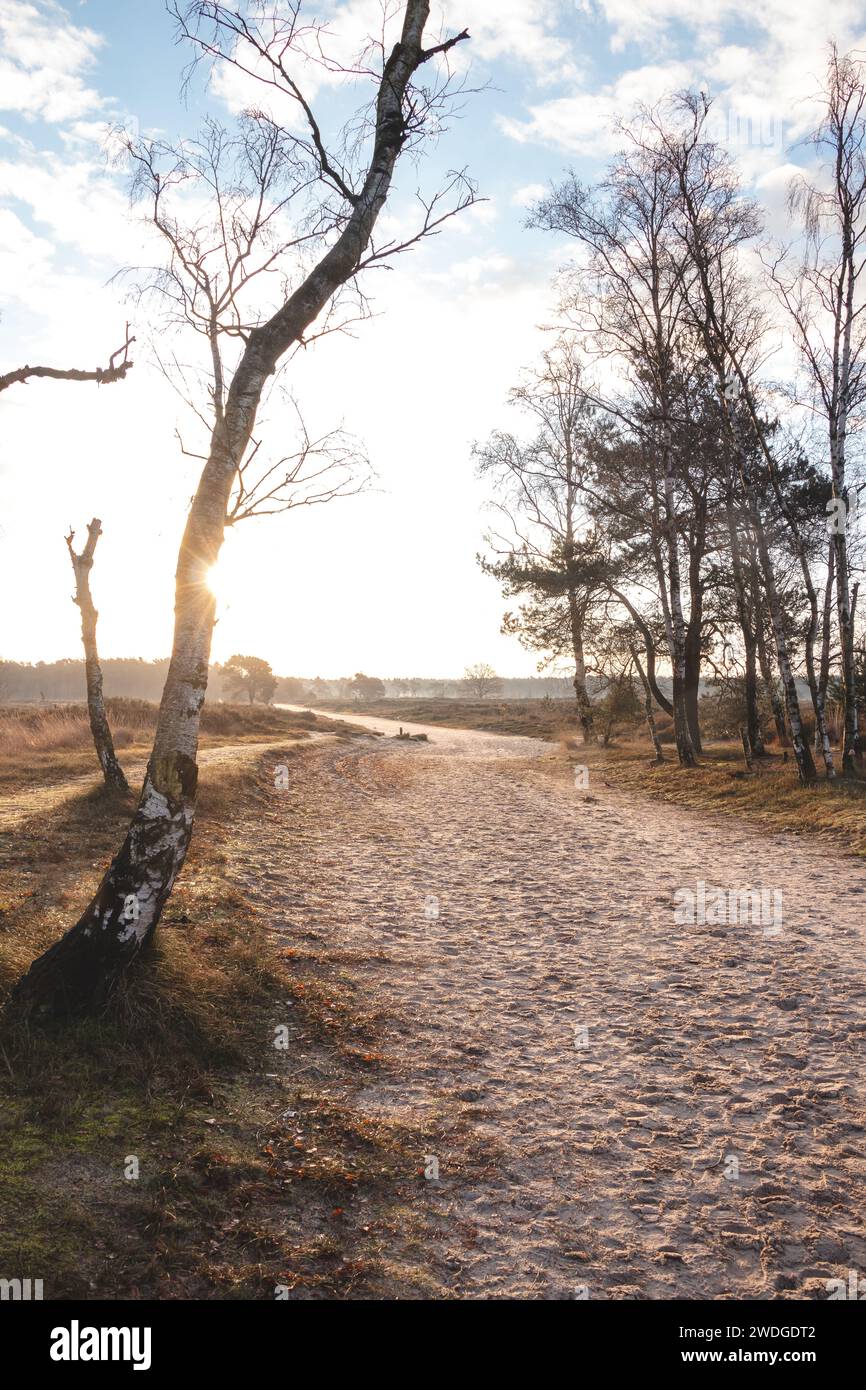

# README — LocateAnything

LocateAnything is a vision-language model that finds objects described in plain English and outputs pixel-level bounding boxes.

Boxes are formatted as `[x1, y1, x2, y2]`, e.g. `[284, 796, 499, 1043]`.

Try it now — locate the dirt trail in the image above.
[0, 738, 319, 832]
[239, 716, 866, 1298]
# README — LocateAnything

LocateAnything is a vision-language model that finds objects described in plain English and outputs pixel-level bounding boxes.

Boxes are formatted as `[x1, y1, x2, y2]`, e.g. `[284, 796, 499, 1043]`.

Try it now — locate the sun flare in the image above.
[205, 562, 221, 599]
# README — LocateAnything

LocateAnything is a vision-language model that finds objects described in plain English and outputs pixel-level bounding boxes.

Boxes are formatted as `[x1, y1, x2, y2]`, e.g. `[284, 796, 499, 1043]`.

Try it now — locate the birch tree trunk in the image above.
[725, 492, 763, 757]
[683, 611, 703, 754]
[755, 596, 789, 750]
[648, 452, 696, 766]
[630, 642, 665, 762]
[567, 583, 594, 741]
[726, 410, 816, 782]
[683, 509, 706, 754]
[661, 428, 697, 767]
[13, 0, 458, 1017]
[831, 477, 858, 771]
[817, 540, 835, 755]
[66, 520, 128, 793]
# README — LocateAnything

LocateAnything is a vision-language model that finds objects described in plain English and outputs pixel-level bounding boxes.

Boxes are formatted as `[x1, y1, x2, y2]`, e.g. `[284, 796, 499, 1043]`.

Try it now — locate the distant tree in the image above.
[463, 663, 502, 699]
[275, 675, 309, 703]
[475, 341, 608, 741]
[221, 655, 277, 705]
[0, 661, 13, 703]
[351, 672, 386, 701]
[65, 520, 129, 792]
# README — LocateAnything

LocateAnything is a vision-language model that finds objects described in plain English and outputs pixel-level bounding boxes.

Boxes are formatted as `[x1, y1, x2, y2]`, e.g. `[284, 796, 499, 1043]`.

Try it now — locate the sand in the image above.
[229, 713, 866, 1299]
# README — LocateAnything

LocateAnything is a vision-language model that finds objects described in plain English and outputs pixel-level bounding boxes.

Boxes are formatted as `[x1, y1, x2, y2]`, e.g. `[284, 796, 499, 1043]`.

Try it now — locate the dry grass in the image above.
[0, 698, 335, 753]
[561, 738, 866, 857]
[0, 700, 354, 793]
[316, 696, 586, 741]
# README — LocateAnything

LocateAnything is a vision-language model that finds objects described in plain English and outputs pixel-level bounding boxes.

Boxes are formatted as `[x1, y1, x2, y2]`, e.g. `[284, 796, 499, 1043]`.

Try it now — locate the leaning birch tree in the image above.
[13, 0, 472, 1016]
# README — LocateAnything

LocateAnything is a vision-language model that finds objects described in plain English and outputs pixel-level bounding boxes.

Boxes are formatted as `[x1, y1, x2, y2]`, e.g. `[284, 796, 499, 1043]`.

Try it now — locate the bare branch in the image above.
[0, 329, 135, 394]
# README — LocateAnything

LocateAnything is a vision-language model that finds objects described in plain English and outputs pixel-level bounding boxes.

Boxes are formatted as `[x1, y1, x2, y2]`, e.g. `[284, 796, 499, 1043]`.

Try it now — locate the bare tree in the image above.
[462, 663, 502, 699]
[475, 342, 607, 740]
[65, 520, 129, 793]
[13, 0, 473, 1017]
[651, 93, 819, 782]
[771, 45, 866, 771]
[533, 138, 700, 766]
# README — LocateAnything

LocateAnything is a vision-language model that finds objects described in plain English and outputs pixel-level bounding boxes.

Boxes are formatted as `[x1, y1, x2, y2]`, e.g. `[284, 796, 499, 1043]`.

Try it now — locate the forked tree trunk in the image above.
[611, 589, 673, 719]
[648, 469, 695, 768]
[660, 425, 697, 768]
[745, 644, 763, 757]
[567, 584, 593, 741]
[13, 0, 455, 1018]
[66, 520, 128, 793]
[832, 520, 858, 771]
[755, 605, 788, 750]
[630, 642, 664, 763]
[816, 540, 835, 752]
[683, 639, 702, 755]
[726, 493, 763, 757]
[736, 469, 816, 783]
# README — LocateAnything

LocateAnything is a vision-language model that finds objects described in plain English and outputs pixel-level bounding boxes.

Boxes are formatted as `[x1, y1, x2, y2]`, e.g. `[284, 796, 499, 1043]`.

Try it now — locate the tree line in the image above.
[477, 49, 866, 784]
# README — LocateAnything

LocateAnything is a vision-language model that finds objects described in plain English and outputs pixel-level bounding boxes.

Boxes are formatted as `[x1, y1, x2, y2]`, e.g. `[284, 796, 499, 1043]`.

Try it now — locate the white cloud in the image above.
[511, 182, 547, 207]
[499, 61, 695, 155]
[0, 0, 104, 123]
[434, 0, 582, 82]
[0, 153, 146, 265]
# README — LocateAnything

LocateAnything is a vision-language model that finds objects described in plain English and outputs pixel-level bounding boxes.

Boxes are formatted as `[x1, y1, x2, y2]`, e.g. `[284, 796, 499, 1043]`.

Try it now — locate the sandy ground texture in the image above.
[228, 712, 866, 1300]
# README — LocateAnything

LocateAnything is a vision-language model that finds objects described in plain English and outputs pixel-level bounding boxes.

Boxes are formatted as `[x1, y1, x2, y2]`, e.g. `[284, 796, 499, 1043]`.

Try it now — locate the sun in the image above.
[205, 562, 224, 602]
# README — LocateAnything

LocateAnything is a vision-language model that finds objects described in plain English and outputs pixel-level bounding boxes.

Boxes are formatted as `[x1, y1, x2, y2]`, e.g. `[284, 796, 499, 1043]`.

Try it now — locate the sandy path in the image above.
[237, 716, 866, 1299]
[0, 738, 319, 831]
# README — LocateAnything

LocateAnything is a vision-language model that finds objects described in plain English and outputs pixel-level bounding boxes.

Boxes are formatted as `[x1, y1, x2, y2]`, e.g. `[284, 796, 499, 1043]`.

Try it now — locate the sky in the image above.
[1, 0, 865, 679]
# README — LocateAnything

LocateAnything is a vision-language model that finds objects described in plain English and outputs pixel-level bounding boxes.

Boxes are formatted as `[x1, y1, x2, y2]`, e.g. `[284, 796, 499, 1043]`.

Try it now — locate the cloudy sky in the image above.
[1, 0, 864, 678]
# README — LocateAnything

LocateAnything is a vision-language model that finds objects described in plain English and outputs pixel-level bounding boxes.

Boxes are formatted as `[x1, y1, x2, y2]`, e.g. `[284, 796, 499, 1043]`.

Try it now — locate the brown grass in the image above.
[0, 700, 355, 794]
[561, 738, 866, 857]
[315, 695, 586, 741]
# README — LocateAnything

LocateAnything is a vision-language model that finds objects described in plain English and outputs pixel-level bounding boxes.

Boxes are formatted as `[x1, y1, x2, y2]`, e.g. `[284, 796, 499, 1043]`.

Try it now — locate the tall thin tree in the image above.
[13, 0, 472, 1017]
